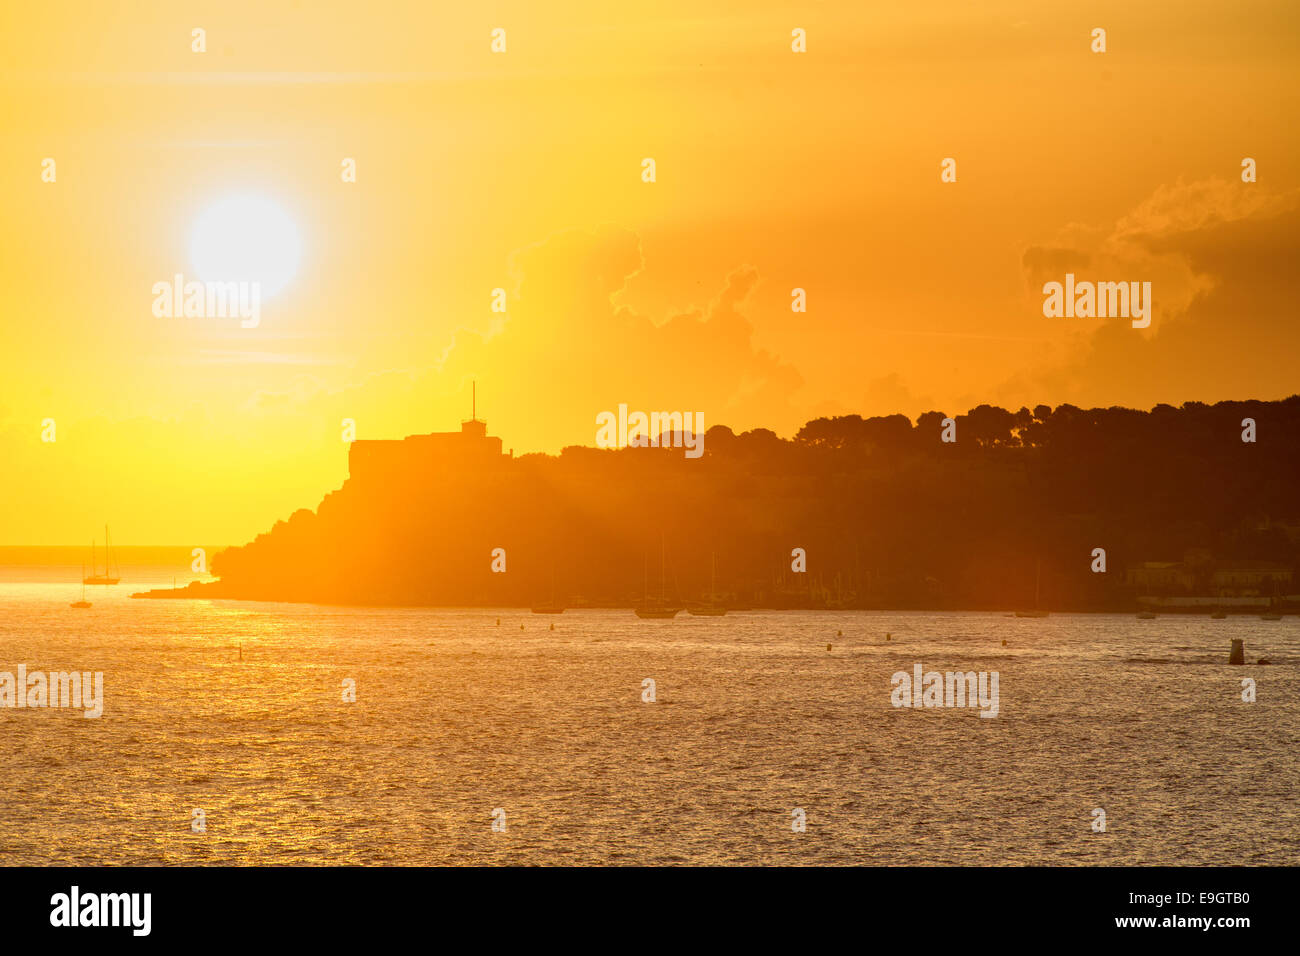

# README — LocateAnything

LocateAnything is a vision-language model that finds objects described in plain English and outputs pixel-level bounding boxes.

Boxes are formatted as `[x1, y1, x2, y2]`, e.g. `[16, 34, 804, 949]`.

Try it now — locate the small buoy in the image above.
[886, 633, 891, 641]
[549, 623, 555, 631]
[496, 618, 500, 626]
[1001, 639, 1007, 647]
[837, 630, 842, 637]
[826, 643, 832, 651]
[1229, 638, 1245, 665]
[520, 624, 525, 630]
[1257, 658, 1271, 665]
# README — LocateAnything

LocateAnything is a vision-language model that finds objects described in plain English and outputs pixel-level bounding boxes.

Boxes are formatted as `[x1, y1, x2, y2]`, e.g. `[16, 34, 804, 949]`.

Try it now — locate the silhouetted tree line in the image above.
[203, 397, 1300, 610]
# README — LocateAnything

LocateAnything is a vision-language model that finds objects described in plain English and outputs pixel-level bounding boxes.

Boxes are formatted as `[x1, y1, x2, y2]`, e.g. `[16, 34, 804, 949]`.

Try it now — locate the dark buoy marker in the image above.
[1229, 638, 1245, 665]
[1001, 639, 1007, 647]
[826, 643, 832, 651]
[886, 632, 891, 641]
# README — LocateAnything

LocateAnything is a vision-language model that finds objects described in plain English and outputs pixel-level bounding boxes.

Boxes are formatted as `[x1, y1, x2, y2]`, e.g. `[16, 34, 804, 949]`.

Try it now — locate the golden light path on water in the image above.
[1, 564, 1297, 865]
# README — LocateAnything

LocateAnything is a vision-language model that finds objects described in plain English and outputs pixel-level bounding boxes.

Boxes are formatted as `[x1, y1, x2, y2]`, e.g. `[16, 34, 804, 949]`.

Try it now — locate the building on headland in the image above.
[347, 388, 513, 483]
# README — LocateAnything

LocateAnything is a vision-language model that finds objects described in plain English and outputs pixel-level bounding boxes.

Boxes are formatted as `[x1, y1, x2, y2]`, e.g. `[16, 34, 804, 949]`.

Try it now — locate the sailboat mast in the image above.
[660, 535, 666, 603]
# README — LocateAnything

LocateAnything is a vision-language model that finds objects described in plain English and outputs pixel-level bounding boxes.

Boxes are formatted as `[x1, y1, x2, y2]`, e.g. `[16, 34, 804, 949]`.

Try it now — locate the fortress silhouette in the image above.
[348, 388, 511, 484]
[346, 412, 509, 481]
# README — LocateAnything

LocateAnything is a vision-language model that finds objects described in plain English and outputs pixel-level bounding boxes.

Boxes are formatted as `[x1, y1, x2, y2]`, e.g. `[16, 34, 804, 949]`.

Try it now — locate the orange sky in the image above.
[2, 1, 1298, 543]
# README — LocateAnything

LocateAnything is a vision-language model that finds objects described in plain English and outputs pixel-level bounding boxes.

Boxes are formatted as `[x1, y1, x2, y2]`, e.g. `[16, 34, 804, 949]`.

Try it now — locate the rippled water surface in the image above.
[2, 565, 1297, 865]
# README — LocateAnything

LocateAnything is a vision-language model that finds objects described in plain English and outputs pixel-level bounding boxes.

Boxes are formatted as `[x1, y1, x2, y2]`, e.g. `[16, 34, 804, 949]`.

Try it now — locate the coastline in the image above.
[126, 579, 1300, 615]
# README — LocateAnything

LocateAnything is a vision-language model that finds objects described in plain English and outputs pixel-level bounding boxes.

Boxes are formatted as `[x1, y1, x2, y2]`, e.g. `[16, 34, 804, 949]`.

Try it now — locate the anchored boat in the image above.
[1014, 559, 1048, 617]
[687, 554, 727, 616]
[83, 525, 121, 585]
[70, 566, 92, 608]
[635, 536, 682, 619]
[532, 569, 565, 613]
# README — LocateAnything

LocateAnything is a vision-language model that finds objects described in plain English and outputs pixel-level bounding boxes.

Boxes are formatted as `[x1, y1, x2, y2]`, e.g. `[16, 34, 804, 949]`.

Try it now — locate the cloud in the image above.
[434, 226, 804, 447]
[1017, 179, 1300, 406]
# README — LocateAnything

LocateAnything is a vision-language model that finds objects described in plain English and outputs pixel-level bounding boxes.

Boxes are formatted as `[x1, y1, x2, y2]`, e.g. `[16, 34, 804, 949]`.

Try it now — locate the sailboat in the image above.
[1261, 581, 1284, 619]
[70, 565, 92, 608]
[688, 553, 727, 616]
[635, 536, 681, 619]
[1014, 559, 1048, 617]
[83, 525, 121, 585]
[531, 568, 565, 613]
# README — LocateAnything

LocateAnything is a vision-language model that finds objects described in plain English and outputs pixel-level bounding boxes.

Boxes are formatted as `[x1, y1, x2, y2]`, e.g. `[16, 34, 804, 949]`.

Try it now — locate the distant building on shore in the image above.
[347, 389, 512, 482]
[1126, 551, 1295, 607]
[1124, 561, 1194, 593]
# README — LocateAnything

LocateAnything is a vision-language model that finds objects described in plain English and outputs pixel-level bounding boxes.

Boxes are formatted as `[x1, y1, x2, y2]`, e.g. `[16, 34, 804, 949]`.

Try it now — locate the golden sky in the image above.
[2, 1, 1298, 543]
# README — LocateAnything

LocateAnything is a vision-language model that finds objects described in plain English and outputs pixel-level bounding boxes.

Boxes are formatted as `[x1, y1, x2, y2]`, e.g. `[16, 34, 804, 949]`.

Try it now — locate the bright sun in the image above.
[189, 195, 302, 298]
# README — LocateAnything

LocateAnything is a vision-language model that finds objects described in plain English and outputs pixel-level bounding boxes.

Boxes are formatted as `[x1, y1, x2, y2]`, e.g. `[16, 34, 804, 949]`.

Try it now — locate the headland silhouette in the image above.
[134, 397, 1300, 612]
